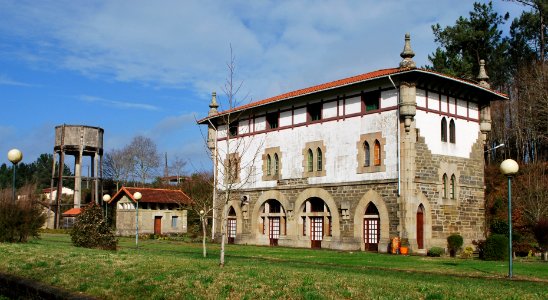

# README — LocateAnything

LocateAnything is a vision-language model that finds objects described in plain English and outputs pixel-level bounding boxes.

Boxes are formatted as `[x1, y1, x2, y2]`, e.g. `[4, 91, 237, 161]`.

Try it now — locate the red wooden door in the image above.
[269, 217, 280, 246]
[364, 218, 379, 251]
[417, 209, 424, 249]
[154, 216, 162, 235]
[310, 217, 323, 249]
[227, 218, 236, 244]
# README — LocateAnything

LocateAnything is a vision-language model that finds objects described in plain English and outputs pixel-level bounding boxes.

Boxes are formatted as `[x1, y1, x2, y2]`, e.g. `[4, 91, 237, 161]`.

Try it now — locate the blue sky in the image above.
[0, 0, 527, 174]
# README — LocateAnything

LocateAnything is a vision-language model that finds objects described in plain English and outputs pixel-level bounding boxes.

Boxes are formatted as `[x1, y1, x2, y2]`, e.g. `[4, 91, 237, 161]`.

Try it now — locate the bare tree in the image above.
[103, 147, 133, 190]
[127, 135, 161, 185]
[170, 154, 187, 184]
[180, 172, 214, 257]
[205, 47, 264, 267]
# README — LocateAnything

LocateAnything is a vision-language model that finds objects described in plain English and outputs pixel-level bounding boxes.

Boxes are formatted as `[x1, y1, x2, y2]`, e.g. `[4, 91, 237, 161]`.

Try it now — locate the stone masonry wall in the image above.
[414, 130, 486, 247]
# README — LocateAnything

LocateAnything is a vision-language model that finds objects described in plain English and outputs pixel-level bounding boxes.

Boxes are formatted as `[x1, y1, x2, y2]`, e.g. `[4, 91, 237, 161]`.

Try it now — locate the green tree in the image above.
[428, 1, 510, 89]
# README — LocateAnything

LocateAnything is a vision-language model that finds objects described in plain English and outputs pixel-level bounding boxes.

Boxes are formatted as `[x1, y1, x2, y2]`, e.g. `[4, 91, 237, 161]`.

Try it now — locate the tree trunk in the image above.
[201, 216, 207, 258]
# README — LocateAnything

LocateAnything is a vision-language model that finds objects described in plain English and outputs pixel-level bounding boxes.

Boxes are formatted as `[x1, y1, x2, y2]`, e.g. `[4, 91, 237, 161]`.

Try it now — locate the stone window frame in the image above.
[302, 141, 326, 177]
[439, 163, 459, 203]
[356, 132, 386, 173]
[224, 152, 240, 184]
[262, 147, 282, 181]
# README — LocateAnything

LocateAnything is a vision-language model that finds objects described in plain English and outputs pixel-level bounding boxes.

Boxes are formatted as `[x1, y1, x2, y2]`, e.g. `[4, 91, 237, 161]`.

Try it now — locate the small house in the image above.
[108, 187, 193, 236]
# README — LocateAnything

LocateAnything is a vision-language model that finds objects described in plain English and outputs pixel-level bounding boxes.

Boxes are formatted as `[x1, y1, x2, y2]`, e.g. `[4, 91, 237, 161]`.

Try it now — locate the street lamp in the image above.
[7, 149, 23, 204]
[133, 192, 142, 249]
[500, 159, 519, 278]
[103, 194, 111, 223]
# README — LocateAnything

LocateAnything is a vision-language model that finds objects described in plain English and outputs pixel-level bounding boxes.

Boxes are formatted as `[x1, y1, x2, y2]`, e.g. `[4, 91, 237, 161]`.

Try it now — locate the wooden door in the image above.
[310, 217, 323, 249]
[417, 209, 424, 249]
[227, 218, 236, 244]
[269, 217, 280, 246]
[154, 216, 162, 235]
[364, 218, 379, 251]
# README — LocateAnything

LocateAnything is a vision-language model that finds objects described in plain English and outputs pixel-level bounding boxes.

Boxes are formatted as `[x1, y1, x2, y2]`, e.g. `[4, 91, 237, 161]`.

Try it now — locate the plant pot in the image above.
[399, 246, 409, 255]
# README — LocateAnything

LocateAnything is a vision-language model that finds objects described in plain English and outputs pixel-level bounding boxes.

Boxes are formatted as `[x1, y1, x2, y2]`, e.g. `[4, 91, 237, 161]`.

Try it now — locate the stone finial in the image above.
[399, 33, 416, 69]
[208, 91, 219, 116]
[477, 59, 490, 89]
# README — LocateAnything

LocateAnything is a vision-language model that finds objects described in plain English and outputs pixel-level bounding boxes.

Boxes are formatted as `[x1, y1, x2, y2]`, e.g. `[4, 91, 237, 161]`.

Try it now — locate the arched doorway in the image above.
[301, 197, 331, 249]
[417, 204, 424, 249]
[364, 202, 380, 251]
[227, 206, 237, 244]
[259, 199, 286, 246]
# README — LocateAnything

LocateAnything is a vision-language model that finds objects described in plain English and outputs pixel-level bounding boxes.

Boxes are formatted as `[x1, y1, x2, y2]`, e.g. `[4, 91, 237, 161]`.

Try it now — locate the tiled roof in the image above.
[198, 67, 507, 123]
[62, 208, 82, 217]
[109, 187, 193, 205]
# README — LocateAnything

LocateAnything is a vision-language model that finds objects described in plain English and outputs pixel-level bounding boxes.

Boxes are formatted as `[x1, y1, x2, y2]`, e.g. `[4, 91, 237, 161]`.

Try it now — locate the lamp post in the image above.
[133, 192, 142, 249]
[102, 194, 111, 223]
[500, 159, 519, 278]
[7, 149, 23, 204]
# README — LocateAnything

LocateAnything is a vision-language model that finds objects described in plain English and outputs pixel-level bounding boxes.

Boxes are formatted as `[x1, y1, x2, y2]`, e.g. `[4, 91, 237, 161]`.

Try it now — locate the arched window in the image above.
[317, 148, 323, 171]
[374, 140, 381, 166]
[307, 149, 314, 172]
[274, 153, 279, 175]
[266, 154, 272, 176]
[441, 117, 447, 142]
[450, 174, 456, 199]
[443, 173, 448, 198]
[364, 141, 370, 167]
[449, 119, 456, 143]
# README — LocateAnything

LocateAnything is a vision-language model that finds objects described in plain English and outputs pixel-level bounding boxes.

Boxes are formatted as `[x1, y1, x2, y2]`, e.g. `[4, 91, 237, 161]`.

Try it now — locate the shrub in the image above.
[70, 204, 117, 250]
[0, 186, 46, 243]
[490, 219, 509, 235]
[427, 247, 444, 257]
[472, 240, 485, 259]
[483, 234, 508, 261]
[460, 246, 474, 259]
[447, 234, 463, 257]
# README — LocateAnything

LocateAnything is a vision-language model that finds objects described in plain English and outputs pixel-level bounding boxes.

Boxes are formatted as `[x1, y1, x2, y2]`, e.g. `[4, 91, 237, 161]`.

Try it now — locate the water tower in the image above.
[50, 125, 104, 228]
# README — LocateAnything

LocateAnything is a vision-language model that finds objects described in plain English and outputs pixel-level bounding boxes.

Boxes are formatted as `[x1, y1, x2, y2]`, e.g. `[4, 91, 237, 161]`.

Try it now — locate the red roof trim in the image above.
[108, 187, 193, 205]
[62, 208, 82, 217]
[198, 67, 507, 124]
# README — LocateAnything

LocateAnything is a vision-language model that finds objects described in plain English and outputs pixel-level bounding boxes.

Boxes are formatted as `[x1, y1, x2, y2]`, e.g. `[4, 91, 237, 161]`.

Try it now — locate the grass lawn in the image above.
[0, 233, 546, 299]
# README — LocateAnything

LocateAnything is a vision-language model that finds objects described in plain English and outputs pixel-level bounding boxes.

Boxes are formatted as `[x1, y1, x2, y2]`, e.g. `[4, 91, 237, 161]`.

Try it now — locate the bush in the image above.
[0, 192, 46, 243]
[427, 247, 444, 257]
[447, 234, 463, 257]
[472, 240, 485, 259]
[460, 246, 474, 259]
[70, 204, 117, 250]
[483, 234, 508, 261]
[490, 219, 509, 235]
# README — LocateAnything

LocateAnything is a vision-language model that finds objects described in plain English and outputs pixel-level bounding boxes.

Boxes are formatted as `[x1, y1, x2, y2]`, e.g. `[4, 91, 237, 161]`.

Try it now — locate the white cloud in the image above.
[79, 95, 160, 111]
[0, 74, 39, 87]
[0, 0, 524, 104]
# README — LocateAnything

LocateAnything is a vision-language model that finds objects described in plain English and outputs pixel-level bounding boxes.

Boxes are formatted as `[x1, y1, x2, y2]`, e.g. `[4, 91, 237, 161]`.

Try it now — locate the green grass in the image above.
[0, 233, 546, 299]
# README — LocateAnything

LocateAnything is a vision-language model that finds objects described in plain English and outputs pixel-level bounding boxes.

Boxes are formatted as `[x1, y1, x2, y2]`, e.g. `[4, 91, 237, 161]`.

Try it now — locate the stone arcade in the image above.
[198, 34, 507, 253]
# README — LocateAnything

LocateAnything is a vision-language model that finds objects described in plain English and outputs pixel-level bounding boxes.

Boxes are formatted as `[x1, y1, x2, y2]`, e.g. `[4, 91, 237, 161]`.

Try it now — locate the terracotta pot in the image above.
[399, 246, 409, 255]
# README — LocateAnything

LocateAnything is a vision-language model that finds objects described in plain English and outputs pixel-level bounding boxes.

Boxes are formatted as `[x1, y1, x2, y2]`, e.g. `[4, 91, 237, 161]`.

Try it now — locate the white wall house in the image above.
[198, 34, 507, 252]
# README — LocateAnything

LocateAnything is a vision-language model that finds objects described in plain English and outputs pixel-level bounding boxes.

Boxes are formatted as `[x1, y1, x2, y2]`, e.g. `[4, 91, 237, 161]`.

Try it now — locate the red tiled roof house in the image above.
[108, 187, 193, 236]
[198, 34, 507, 253]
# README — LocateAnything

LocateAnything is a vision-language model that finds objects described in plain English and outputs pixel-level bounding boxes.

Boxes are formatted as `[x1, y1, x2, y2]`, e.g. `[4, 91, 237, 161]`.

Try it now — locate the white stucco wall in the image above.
[217, 109, 399, 189]
[415, 110, 480, 158]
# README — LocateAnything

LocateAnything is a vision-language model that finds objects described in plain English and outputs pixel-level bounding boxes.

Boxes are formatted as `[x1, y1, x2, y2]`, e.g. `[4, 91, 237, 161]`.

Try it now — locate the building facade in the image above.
[108, 187, 192, 236]
[198, 34, 506, 253]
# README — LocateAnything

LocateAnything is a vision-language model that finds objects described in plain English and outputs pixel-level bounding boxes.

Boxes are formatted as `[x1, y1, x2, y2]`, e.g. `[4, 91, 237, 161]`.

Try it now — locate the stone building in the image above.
[108, 187, 192, 236]
[198, 34, 507, 253]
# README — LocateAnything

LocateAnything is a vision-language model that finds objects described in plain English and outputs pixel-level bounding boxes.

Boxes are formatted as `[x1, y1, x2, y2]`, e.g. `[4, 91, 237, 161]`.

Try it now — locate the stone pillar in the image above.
[399, 82, 416, 132]
[477, 60, 492, 145]
[74, 149, 82, 208]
